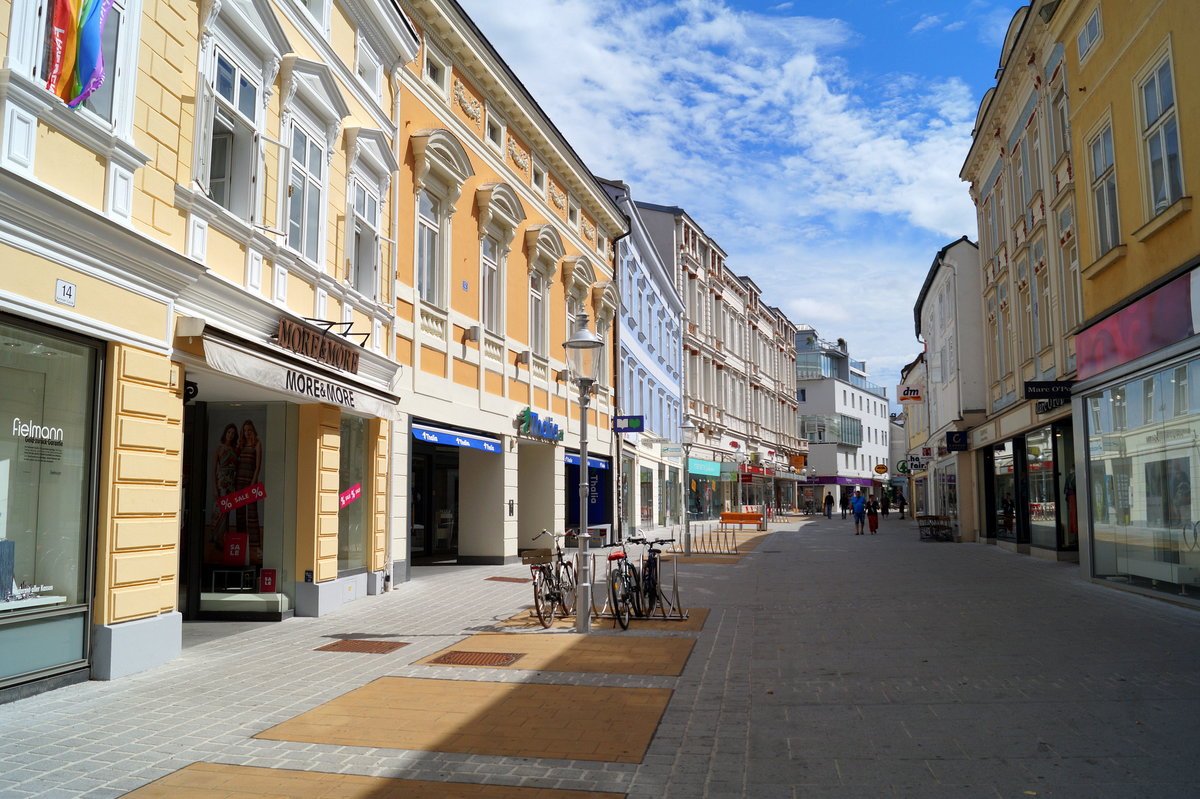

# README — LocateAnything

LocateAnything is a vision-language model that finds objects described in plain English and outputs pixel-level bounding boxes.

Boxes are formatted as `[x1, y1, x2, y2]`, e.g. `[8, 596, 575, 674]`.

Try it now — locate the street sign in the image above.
[873, 464, 888, 474]
[613, 415, 645, 433]
[907, 455, 930, 472]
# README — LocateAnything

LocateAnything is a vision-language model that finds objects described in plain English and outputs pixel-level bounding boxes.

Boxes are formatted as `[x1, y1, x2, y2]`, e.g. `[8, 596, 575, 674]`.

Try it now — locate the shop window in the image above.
[0, 322, 99, 672]
[338, 416, 369, 574]
[991, 441, 1017, 542]
[1026, 426, 1057, 549]
[640, 466, 654, 525]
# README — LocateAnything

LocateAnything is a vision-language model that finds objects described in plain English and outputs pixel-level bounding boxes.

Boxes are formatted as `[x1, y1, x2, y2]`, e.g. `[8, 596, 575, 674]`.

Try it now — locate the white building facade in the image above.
[913, 237, 986, 537]
[600, 180, 686, 540]
[796, 327, 891, 509]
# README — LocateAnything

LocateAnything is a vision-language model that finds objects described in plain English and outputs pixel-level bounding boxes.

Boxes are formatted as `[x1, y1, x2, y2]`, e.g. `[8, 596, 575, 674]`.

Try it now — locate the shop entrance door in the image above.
[410, 443, 459, 564]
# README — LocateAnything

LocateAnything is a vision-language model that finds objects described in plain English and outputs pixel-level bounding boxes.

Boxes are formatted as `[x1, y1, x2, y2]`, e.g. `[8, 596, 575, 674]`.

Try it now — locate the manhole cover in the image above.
[315, 639, 409, 654]
[429, 650, 525, 667]
[486, 576, 533, 583]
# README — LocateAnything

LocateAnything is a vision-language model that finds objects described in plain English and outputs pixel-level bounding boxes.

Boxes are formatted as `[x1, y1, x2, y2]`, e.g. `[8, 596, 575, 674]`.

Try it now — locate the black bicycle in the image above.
[600, 539, 641, 629]
[628, 536, 674, 616]
[523, 529, 576, 628]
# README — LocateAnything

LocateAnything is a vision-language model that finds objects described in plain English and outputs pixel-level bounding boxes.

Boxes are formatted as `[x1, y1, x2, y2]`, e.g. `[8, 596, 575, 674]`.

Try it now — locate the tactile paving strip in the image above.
[428, 650, 525, 667]
[315, 639, 409, 654]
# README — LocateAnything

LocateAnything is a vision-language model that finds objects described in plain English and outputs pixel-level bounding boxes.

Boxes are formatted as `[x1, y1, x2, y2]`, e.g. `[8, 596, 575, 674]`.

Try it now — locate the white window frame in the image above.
[481, 234, 502, 334]
[344, 127, 396, 301]
[348, 179, 382, 297]
[416, 188, 446, 307]
[475, 181, 525, 336]
[1076, 7, 1101, 63]
[484, 107, 506, 152]
[285, 118, 326, 263]
[198, 42, 265, 222]
[531, 158, 547, 197]
[422, 39, 451, 98]
[1088, 122, 1120, 255]
[355, 34, 383, 99]
[1138, 52, 1183, 217]
[529, 271, 548, 359]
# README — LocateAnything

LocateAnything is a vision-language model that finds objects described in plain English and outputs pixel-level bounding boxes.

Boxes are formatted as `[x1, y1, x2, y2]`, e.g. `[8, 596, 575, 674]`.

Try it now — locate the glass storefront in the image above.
[686, 458, 720, 521]
[338, 415, 369, 574]
[1, 319, 100, 686]
[983, 421, 1076, 551]
[639, 465, 653, 525]
[1086, 356, 1200, 596]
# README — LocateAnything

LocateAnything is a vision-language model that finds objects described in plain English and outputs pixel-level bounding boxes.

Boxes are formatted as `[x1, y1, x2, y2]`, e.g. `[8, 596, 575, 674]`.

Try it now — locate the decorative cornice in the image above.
[549, 183, 566, 211]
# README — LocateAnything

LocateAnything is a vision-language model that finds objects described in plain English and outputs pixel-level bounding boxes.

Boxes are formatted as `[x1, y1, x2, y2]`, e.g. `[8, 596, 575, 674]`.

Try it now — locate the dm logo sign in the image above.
[898, 385, 923, 403]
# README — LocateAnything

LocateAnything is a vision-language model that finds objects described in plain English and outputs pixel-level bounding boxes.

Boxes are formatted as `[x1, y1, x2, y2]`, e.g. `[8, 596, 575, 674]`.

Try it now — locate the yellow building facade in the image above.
[0, 0, 624, 698]
[1046, 0, 1200, 603]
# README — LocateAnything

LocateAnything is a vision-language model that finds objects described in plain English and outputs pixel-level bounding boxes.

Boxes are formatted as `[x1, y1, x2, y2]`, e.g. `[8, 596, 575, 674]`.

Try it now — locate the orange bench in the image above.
[719, 512, 763, 531]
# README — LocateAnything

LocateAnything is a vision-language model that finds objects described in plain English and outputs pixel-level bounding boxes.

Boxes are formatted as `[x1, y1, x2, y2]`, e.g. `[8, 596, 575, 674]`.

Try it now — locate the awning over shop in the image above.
[412, 423, 501, 453]
[201, 336, 397, 418]
[564, 453, 609, 470]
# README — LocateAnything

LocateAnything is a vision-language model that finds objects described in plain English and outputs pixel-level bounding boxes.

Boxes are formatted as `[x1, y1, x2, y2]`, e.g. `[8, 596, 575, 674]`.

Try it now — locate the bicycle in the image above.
[523, 529, 576, 628]
[628, 536, 674, 617]
[599, 539, 641, 629]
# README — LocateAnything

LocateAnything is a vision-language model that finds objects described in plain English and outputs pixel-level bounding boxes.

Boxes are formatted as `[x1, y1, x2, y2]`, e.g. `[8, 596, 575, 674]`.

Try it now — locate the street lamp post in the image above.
[563, 311, 604, 635]
[680, 419, 696, 556]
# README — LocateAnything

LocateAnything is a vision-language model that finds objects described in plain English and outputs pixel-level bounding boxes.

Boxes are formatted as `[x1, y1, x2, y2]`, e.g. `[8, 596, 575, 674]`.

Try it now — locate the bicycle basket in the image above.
[520, 548, 552, 565]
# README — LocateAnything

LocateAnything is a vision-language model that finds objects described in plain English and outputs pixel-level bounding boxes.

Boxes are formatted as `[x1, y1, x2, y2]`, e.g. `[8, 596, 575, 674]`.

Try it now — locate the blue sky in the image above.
[457, 0, 1019, 407]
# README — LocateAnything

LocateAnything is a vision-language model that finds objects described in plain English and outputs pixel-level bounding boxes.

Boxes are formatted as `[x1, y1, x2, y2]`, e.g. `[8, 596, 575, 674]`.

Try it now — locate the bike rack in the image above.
[588, 545, 689, 624]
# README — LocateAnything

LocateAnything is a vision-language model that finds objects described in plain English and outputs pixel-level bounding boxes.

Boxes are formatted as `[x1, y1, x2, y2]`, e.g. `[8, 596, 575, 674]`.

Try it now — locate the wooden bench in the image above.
[719, 512, 763, 531]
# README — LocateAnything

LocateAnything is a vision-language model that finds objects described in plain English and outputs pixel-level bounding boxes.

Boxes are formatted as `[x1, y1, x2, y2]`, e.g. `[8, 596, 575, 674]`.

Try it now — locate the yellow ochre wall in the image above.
[94, 346, 184, 626]
[1060, 0, 1200, 317]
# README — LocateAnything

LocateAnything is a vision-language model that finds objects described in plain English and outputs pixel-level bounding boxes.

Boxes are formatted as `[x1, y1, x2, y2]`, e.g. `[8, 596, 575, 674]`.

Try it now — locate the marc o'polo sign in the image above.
[276, 317, 360, 374]
[1023, 381, 1073, 399]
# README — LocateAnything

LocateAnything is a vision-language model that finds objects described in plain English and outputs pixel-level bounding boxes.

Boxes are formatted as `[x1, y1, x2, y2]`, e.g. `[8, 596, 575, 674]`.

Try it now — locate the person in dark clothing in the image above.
[840, 492, 850, 519]
[896, 492, 908, 519]
[881, 493, 891, 518]
[866, 494, 880, 533]
[823, 492, 834, 518]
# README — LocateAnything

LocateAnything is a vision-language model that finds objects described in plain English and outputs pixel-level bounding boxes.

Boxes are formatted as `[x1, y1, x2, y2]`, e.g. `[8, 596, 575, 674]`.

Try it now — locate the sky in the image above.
[457, 0, 1020, 408]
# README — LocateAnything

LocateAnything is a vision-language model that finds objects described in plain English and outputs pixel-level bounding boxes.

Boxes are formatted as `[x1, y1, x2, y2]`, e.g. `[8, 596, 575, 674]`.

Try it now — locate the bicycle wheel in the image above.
[609, 568, 631, 629]
[641, 559, 657, 616]
[533, 569, 557, 628]
[627, 563, 643, 618]
[556, 561, 577, 616]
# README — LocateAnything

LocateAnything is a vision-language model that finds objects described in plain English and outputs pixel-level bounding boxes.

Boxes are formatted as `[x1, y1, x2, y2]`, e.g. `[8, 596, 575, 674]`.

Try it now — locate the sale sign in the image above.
[222, 532, 249, 566]
[259, 568, 276, 593]
[216, 482, 266, 513]
[339, 483, 362, 509]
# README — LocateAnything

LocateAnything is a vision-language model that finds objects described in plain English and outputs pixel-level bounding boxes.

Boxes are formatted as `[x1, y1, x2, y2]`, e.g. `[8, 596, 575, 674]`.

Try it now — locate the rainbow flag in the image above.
[44, 0, 81, 100]
[66, 0, 113, 108]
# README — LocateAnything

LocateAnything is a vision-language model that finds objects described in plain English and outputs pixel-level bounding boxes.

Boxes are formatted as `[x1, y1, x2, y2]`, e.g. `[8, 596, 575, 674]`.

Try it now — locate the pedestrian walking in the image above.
[867, 494, 880, 534]
[896, 492, 907, 519]
[850, 490, 867, 534]
[840, 492, 850, 519]
[881, 493, 890, 518]
[823, 492, 834, 519]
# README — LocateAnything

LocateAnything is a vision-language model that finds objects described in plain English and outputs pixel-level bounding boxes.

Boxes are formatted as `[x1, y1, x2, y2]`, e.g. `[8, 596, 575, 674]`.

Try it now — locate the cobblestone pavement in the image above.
[3, 515, 1200, 798]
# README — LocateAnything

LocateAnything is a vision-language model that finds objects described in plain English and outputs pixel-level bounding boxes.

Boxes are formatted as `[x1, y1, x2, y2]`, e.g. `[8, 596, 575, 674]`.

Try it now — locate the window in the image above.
[568, 198, 579, 228]
[423, 40, 450, 96]
[529, 272, 547, 357]
[1140, 56, 1183, 215]
[348, 180, 380, 297]
[1057, 204, 1082, 332]
[1032, 239, 1051, 351]
[1077, 7, 1101, 61]
[286, 123, 324, 262]
[1089, 124, 1120, 254]
[531, 159, 547, 195]
[997, 284, 1010, 376]
[417, 190, 442, 306]
[481, 235, 501, 333]
[356, 36, 382, 98]
[337, 415, 369, 574]
[485, 110, 504, 150]
[201, 48, 261, 218]
[1051, 87, 1071, 163]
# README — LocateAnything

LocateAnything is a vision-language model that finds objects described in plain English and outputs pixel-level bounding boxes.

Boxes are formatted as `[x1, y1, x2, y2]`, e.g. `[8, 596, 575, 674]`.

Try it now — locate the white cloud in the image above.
[458, 0, 978, 401]
[911, 14, 943, 33]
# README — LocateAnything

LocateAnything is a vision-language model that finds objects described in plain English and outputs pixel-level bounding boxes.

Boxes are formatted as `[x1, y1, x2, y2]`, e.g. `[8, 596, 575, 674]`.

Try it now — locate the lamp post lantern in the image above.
[563, 311, 603, 634]
[680, 419, 696, 556]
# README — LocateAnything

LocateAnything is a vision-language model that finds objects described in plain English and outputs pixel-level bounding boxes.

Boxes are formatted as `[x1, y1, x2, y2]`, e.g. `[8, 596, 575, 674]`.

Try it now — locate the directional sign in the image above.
[613, 415, 645, 434]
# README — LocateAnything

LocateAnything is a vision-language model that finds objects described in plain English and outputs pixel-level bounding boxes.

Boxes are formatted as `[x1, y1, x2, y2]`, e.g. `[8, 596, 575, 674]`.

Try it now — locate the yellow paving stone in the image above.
[416, 632, 695, 676]
[496, 607, 708, 631]
[122, 763, 626, 798]
[256, 677, 671, 763]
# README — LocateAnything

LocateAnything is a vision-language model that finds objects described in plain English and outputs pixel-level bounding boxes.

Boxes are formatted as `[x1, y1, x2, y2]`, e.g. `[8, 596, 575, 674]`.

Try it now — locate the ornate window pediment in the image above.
[475, 182, 526, 241]
[345, 127, 397, 195]
[281, 56, 350, 140]
[411, 128, 474, 204]
[524, 224, 564, 278]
